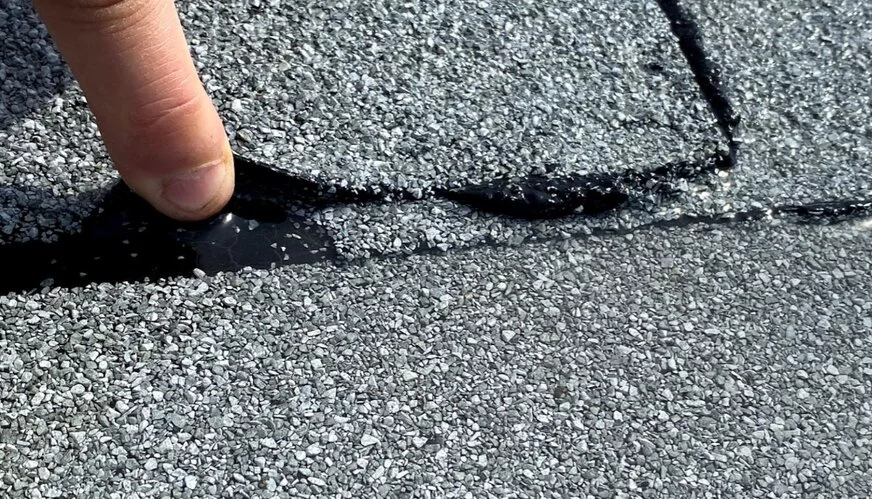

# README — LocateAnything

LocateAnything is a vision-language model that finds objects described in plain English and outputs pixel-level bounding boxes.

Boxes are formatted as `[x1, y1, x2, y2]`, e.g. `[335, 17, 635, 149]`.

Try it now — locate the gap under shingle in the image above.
[11, 0, 869, 295]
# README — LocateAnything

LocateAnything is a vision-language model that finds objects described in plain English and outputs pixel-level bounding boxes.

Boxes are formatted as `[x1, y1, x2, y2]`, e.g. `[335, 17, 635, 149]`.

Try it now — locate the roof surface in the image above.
[1, 0, 870, 497]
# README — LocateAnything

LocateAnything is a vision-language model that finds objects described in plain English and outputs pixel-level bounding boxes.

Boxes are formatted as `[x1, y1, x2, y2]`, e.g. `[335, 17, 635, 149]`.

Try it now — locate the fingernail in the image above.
[161, 161, 226, 214]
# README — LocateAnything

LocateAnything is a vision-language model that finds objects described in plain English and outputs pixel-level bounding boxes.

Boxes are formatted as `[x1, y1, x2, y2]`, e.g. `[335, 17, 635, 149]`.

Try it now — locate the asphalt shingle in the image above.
[685, 0, 872, 207]
[1, 0, 871, 497]
[2, 220, 871, 497]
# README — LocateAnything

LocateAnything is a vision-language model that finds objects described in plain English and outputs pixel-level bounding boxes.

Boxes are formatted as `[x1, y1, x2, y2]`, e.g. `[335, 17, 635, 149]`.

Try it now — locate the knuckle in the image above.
[48, 0, 149, 26]
[128, 85, 202, 136]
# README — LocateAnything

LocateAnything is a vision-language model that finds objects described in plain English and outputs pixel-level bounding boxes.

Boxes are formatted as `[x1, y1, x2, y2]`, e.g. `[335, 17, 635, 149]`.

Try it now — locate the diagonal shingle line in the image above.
[655, 0, 740, 149]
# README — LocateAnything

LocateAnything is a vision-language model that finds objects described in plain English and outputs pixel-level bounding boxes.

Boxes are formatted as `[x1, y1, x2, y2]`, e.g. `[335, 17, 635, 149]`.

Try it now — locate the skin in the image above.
[32, 0, 234, 221]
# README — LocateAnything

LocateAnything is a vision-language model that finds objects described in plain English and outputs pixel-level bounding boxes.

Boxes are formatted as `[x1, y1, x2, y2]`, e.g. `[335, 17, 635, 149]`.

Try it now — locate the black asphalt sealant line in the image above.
[558, 199, 872, 242]
[2, 156, 870, 295]
[566, 198, 872, 249]
[440, 153, 733, 219]
[654, 0, 740, 145]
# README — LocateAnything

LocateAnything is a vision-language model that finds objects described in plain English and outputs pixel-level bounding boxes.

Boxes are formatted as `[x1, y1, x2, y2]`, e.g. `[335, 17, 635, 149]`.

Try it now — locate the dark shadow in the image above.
[440, 150, 732, 218]
[4, 150, 870, 295]
[1, 157, 343, 295]
[0, 149, 736, 296]
[0, 1, 72, 130]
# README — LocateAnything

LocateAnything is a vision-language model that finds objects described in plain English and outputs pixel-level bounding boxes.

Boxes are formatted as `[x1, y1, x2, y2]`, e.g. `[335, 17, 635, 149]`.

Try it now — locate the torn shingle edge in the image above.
[231, 0, 744, 219]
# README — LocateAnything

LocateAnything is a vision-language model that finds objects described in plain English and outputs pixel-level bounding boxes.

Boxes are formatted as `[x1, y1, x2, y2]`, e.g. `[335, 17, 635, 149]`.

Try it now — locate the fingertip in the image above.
[34, 0, 236, 221]
[142, 141, 235, 222]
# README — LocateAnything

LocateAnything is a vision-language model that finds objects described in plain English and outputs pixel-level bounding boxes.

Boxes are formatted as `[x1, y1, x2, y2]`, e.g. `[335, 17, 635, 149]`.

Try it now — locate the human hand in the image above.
[32, 0, 234, 221]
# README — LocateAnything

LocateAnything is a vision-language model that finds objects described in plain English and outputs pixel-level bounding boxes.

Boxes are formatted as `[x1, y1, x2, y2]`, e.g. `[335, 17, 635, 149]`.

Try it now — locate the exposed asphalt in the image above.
[1, 0, 871, 497]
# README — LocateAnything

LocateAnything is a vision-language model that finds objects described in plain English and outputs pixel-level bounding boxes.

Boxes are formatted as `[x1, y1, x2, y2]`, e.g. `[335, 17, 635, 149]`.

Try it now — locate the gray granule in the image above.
[684, 0, 872, 208]
[2, 0, 871, 495]
[180, 0, 720, 185]
[1, 220, 870, 497]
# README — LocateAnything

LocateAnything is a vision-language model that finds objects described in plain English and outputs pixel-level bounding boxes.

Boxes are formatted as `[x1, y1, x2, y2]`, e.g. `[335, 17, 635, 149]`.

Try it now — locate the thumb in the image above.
[33, 0, 234, 221]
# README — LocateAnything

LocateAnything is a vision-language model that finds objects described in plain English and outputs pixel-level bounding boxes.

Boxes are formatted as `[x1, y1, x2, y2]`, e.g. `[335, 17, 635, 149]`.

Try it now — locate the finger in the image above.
[32, 0, 234, 221]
